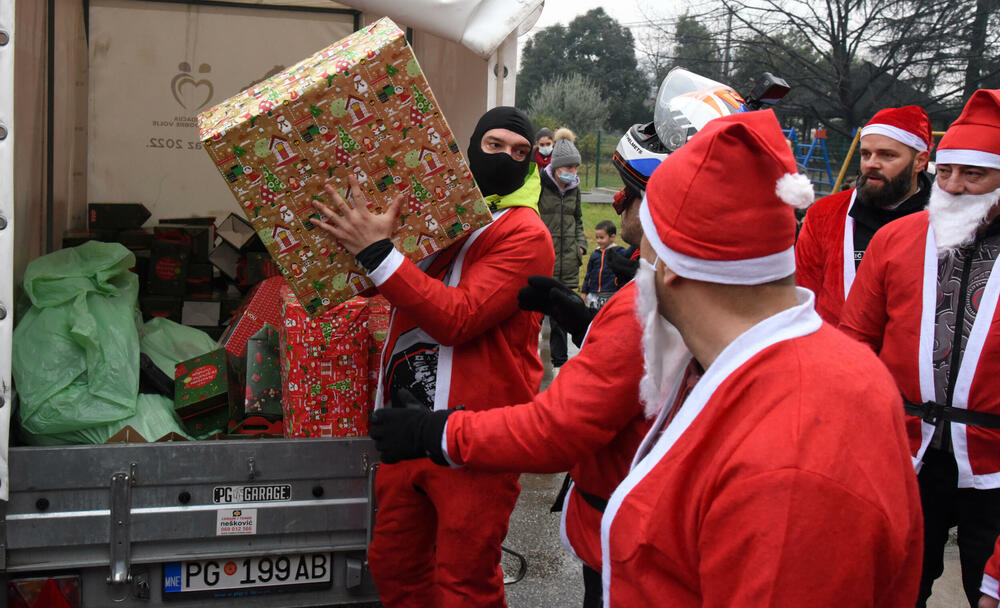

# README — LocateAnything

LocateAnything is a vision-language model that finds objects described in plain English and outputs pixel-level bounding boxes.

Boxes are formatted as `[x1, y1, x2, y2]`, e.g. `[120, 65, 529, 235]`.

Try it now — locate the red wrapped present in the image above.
[279, 287, 371, 438]
[219, 276, 286, 358]
[364, 295, 392, 400]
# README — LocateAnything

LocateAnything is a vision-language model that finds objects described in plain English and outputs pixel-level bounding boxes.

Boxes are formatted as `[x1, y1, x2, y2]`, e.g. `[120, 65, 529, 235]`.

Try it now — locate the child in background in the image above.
[534, 127, 555, 170]
[582, 220, 625, 310]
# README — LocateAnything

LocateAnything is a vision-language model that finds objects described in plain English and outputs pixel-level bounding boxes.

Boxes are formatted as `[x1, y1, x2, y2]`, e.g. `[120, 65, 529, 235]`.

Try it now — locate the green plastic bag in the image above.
[13, 241, 142, 438]
[140, 317, 219, 378]
[25, 394, 193, 445]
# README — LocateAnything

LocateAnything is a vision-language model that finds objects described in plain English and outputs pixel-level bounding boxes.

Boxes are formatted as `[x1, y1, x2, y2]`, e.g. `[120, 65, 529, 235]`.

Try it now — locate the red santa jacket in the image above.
[601, 290, 922, 607]
[371, 206, 554, 412]
[795, 188, 856, 325]
[840, 211, 1000, 488]
[984, 535, 1000, 600]
[443, 281, 650, 570]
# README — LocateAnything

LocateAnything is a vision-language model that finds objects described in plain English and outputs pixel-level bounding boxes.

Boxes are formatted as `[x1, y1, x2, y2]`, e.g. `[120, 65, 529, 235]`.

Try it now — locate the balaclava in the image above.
[467, 106, 534, 197]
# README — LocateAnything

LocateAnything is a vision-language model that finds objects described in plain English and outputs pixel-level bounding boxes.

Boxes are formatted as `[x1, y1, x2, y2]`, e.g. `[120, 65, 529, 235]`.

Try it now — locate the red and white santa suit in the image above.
[984, 536, 1000, 602]
[601, 110, 923, 606]
[602, 293, 923, 607]
[365, 177, 555, 607]
[795, 106, 933, 325]
[794, 188, 856, 323]
[442, 280, 653, 572]
[839, 210, 1000, 480]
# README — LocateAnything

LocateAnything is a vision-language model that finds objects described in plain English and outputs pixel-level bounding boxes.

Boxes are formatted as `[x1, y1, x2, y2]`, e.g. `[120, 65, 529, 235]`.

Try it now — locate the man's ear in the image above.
[915, 149, 930, 173]
[655, 258, 680, 288]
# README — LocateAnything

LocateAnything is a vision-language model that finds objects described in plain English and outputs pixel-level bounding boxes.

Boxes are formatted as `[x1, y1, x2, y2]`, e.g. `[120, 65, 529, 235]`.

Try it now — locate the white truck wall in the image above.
[1, 0, 14, 500]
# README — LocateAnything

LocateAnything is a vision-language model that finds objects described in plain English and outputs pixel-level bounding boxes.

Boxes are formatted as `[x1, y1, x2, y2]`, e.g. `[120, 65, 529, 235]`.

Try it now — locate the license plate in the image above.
[163, 553, 332, 600]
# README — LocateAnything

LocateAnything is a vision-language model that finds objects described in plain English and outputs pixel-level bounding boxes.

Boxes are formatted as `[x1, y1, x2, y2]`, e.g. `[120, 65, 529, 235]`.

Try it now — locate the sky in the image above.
[518, 0, 690, 61]
[527, 0, 669, 33]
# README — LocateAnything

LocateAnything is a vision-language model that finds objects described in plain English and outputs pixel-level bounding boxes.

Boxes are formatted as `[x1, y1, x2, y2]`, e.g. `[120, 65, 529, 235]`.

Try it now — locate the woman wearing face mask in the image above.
[534, 127, 555, 170]
[538, 127, 587, 368]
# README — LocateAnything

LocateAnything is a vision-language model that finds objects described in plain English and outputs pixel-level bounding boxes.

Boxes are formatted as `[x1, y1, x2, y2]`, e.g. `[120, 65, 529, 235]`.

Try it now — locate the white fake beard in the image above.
[635, 258, 691, 419]
[928, 183, 1000, 254]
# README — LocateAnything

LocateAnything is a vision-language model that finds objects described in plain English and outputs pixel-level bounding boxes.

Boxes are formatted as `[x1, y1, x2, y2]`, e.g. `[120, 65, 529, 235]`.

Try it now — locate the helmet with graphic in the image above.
[613, 68, 748, 195]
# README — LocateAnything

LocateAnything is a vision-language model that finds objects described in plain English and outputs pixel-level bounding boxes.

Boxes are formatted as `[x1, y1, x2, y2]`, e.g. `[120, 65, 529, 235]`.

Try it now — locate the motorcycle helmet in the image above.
[613, 68, 748, 193]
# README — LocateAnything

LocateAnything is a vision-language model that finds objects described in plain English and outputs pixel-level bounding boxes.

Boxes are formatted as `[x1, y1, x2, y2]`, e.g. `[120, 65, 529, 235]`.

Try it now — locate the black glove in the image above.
[608, 252, 639, 284]
[518, 275, 596, 346]
[368, 389, 455, 465]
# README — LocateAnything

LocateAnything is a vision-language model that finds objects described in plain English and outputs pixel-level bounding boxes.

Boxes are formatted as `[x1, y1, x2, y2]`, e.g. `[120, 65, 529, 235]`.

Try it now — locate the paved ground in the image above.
[498, 320, 968, 607]
[581, 188, 616, 204]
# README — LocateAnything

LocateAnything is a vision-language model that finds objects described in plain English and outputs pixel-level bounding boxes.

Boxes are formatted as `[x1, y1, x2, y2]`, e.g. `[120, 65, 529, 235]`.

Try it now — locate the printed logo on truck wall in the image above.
[171, 62, 214, 111]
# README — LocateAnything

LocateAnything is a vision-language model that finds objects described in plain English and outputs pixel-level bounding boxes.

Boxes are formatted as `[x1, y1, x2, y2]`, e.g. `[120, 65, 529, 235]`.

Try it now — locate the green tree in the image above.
[527, 74, 610, 135]
[517, 8, 649, 129]
[672, 13, 723, 81]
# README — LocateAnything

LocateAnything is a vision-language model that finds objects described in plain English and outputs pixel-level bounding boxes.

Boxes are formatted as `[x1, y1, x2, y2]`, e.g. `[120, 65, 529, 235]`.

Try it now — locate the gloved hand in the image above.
[517, 275, 596, 347]
[368, 389, 455, 465]
[608, 252, 639, 284]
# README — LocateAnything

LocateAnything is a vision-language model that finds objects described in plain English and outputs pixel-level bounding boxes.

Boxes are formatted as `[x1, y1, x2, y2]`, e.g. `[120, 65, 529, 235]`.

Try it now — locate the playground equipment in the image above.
[784, 127, 836, 197]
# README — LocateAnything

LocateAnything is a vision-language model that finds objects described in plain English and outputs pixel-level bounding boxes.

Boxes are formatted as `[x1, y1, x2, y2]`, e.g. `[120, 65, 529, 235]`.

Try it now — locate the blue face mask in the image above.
[539, 146, 553, 156]
[557, 171, 576, 185]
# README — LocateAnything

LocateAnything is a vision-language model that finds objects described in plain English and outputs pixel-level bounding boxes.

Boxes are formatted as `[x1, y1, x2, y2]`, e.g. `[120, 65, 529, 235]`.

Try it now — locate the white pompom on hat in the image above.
[640, 109, 814, 285]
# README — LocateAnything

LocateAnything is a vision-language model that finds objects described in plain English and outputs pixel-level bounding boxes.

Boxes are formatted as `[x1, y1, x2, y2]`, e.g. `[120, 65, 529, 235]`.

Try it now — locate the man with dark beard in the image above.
[840, 89, 1000, 608]
[600, 109, 922, 606]
[796, 106, 932, 324]
[311, 106, 554, 608]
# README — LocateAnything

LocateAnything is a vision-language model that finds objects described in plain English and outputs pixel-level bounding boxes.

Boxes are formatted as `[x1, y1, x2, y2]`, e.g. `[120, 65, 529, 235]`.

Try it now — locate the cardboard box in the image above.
[279, 287, 371, 438]
[174, 349, 230, 420]
[243, 251, 281, 288]
[62, 231, 115, 248]
[240, 324, 283, 421]
[218, 276, 287, 358]
[88, 203, 151, 230]
[141, 295, 182, 322]
[186, 262, 214, 297]
[182, 299, 221, 326]
[209, 241, 241, 280]
[148, 238, 191, 295]
[198, 17, 492, 315]
[117, 229, 154, 251]
[155, 224, 214, 262]
[180, 403, 230, 437]
[217, 212, 257, 250]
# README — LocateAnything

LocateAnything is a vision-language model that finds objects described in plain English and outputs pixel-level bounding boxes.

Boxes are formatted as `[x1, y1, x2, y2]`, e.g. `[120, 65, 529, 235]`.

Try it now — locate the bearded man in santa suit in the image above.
[796, 105, 933, 324]
[599, 109, 923, 606]
[840, 89, 1000, 608]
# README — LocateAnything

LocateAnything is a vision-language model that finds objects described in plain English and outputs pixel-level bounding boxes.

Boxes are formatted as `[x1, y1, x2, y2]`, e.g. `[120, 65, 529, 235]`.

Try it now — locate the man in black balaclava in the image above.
[466, 105, 535, 198]
[311, 106, 554, 608]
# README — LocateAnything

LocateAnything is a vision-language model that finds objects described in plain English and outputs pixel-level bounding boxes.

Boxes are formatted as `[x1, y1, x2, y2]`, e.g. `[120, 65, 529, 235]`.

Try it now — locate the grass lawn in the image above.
[576, 201, 625, 290]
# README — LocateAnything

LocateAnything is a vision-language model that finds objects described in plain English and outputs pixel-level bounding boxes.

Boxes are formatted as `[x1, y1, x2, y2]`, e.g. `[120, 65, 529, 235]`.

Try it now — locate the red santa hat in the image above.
[936, 89, 1000, 170]
[859, 105, 932, 152]
[639, 109, 813, 285]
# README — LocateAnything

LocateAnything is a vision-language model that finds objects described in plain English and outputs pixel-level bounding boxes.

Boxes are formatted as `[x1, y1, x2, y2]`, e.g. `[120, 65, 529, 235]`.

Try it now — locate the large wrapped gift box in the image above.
[279, 286, 371, 438]
[198, 17, 492, 316]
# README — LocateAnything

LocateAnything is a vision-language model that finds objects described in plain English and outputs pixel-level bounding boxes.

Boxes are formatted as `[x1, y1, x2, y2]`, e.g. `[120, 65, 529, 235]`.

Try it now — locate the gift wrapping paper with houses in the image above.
[198, 17, 492, 316]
